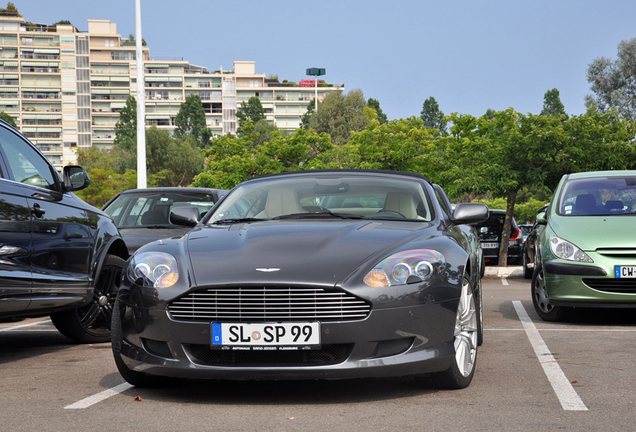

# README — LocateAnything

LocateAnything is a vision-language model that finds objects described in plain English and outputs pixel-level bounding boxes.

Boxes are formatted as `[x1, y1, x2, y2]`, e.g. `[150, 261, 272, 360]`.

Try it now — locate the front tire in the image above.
[531, 264, 568, 321]
[416, 276, 478, 389]
[51, 254, 125, 343]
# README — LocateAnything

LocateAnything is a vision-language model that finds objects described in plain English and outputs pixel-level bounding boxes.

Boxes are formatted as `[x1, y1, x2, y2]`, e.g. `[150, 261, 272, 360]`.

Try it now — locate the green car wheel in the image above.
[531, 264, 568, 322]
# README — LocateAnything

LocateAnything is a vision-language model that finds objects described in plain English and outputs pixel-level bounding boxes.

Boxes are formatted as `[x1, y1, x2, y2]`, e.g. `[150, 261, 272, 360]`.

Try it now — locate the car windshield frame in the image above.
[556, 176, 636, 216]
[206, 173, 435, 224]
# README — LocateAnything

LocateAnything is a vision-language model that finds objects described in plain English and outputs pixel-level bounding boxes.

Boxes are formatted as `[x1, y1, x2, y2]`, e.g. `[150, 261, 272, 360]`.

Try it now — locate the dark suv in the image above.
[0, 119, 127, 343]
[475, 209, 523, 265]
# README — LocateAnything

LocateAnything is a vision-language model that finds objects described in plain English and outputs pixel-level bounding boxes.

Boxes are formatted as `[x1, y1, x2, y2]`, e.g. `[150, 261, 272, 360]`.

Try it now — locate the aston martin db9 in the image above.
[112, 170, 489, 388]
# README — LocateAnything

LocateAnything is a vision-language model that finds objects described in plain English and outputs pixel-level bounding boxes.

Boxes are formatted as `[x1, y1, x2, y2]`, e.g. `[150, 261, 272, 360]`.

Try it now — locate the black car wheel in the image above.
[522, 250, 533, 279]
[416, 276, 477, 389]
[531, 264, 568, 322]
[111, 296, 181, 387]
[51, 254, 125, 343]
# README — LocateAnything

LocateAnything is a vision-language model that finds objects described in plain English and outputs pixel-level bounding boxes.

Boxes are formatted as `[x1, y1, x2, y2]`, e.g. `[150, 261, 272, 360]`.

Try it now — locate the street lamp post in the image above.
[306, 68, 325, 113]
[135, 0, 146, 189]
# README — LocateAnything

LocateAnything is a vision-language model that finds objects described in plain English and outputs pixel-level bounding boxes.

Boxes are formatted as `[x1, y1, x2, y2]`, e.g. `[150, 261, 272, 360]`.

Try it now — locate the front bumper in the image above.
[116, 300, 459, 380]
[544, 252, 636, 307]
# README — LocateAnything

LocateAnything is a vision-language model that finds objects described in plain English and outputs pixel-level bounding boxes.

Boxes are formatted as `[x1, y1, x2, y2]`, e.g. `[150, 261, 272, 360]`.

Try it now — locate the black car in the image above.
[112, 169, 489, 389]
[521, 206, 547, 279]
[102, 187, 228, 255]
[0, 119, 127, 343]
[474, 209, 523, 265]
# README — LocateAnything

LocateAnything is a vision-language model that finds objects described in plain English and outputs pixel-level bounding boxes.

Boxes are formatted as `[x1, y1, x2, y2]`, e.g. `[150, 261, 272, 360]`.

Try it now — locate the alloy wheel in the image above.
[454, 278, 478, 377]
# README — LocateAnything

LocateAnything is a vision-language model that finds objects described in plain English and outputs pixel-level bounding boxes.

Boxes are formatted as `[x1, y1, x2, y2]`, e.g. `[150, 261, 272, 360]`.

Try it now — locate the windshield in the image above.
[558, 176, 636, 216]
[104, 191, 220, 228]
[208, 174, 433, 223]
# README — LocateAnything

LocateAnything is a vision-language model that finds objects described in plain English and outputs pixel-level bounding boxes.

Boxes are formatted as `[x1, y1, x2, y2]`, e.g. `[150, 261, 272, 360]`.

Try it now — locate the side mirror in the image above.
[536, 212, 547, 225]
[170, 206, 200, 227]
[453, 203, 489, 225]
[63, 165, 90, 192]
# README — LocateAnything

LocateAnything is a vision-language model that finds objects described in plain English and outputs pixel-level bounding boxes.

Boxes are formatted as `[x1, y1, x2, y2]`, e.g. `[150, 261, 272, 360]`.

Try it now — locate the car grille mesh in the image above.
[167, 286, 372, 322]
[184, 343, 352, 366]
[583, 279, 636, 294]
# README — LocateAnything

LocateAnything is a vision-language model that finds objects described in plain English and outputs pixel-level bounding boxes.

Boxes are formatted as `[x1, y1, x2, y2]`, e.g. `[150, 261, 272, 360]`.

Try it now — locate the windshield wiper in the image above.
[211, 218, 266, 225]
[273, 211, 369, 220]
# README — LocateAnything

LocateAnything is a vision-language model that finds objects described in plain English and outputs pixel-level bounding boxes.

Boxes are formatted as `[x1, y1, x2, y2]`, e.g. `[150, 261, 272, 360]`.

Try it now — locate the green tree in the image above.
[145, 127, 204, 187]
[350, 116, 438, 174]
[440, 109, 636, 265]
[585, 37, 636, 119]
[0, 2, 20, 16]
[0, 111, 16, 127]
[114, 95, 137, 151]
[174, 94, 211, 148]
[420, 96, 448, 135]
[309, 89, 369, 146]
[484, 108, 496, 119]
[192, 128, 332, 189]
[300, 98, 316, 130]
[367, 98, 388, 124]
[75, 147, 136, 207]
[236, 96, 265, 133]
[540, 88, 566, 117]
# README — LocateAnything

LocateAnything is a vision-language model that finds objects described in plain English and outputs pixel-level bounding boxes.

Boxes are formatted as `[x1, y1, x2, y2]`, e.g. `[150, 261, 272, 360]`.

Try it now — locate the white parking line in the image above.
[0, 319, 51, 332]
[512, 301, 588, 411]
[501, 278, 509, 285]
[64, 383, 134, 409]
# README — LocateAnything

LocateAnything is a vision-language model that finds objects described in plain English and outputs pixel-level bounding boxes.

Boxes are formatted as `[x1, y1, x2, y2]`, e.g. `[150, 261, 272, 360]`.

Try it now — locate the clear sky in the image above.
[16, 0, 636, 121]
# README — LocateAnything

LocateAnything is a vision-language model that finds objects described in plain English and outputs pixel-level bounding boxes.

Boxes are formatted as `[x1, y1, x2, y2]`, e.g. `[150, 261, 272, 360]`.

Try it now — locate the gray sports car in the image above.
[112, 170, 489, 389]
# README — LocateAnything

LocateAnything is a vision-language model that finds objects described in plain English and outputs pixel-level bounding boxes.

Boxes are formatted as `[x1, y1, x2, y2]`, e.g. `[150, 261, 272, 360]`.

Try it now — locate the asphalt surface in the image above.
[1, 276, 635, 431]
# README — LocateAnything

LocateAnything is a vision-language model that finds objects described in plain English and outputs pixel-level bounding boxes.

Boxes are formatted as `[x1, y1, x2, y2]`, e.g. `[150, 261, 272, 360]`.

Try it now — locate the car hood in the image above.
[120, 226, 192, 254]
[185, 220, 433, 286]
[550, 215, 636, 251]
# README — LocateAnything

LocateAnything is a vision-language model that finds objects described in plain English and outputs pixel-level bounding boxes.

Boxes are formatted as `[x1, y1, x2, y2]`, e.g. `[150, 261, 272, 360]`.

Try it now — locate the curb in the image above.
[483, 266, 524, 278]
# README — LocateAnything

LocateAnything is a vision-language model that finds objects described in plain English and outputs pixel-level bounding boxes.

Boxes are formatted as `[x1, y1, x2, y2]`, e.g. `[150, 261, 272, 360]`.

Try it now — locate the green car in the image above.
[532, 170, 636, 321]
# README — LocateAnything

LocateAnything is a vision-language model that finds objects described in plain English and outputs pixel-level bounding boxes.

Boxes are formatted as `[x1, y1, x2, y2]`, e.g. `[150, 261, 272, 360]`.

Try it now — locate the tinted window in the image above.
[0, 126, 57, 190]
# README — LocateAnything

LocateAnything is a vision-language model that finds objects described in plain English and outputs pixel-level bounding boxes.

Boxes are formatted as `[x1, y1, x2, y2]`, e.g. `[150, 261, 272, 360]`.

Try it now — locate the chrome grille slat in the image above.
[167, 286, 372, 323]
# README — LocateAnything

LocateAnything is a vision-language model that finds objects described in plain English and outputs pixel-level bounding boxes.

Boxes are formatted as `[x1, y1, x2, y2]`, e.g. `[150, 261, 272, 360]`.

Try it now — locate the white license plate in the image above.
[481, 242, 499, 249]
[615, 266, 636, 278]
[211, 322, 320, 349]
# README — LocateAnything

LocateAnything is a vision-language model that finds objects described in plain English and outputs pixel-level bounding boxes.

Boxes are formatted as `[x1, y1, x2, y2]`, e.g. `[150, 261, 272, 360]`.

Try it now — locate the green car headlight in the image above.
[364, 250, 445, 288]
[549, 237, 593, 263]
[127, 252, 179, 288]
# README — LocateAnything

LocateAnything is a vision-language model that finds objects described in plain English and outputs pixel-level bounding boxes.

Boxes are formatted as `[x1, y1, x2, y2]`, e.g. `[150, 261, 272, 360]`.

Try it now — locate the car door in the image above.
[0, 177, 32, 313]
[0, 124, 93, 312]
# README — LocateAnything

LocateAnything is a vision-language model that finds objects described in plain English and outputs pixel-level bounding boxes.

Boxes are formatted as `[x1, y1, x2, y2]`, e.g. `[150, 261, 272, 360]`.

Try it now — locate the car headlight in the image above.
[364, 250, 445, 288]
[127, 252, 179, 288]
[549, 237, 593, 263]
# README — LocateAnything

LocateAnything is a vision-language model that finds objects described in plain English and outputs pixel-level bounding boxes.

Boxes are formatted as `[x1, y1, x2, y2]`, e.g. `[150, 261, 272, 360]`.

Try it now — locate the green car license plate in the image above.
[615, 266, 636, 278]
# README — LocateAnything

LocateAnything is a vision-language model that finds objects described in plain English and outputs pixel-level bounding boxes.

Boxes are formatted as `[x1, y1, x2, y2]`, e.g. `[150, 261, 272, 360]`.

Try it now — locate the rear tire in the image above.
[416, 276, 477, 389]
[522, 251, 533, 279]
[531, 264, 568, 322]
[51, 254, 125, 343]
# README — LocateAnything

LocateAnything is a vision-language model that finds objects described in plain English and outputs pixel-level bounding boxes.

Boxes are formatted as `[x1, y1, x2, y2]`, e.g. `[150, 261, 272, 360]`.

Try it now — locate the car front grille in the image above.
[583, 278, 636, 294]
[184, 343, 353, 366]
[167, 286, 372, 323]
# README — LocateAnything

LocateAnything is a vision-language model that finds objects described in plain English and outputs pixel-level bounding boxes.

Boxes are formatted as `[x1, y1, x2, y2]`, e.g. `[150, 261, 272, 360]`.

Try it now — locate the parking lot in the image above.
[1, 277, 635, 431]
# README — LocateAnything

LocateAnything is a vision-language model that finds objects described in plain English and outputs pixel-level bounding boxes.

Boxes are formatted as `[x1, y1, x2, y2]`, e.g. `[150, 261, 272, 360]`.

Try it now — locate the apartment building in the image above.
[0, 12, 344, 170]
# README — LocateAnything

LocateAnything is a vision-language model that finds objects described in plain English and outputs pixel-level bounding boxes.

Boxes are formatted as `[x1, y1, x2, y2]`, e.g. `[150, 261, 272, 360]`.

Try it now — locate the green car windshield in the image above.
[558, 176, 636, 216]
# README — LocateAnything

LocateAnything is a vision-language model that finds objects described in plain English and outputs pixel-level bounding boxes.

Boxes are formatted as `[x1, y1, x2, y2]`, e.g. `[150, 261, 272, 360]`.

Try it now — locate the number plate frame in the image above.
[211, 322, 321, 350]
